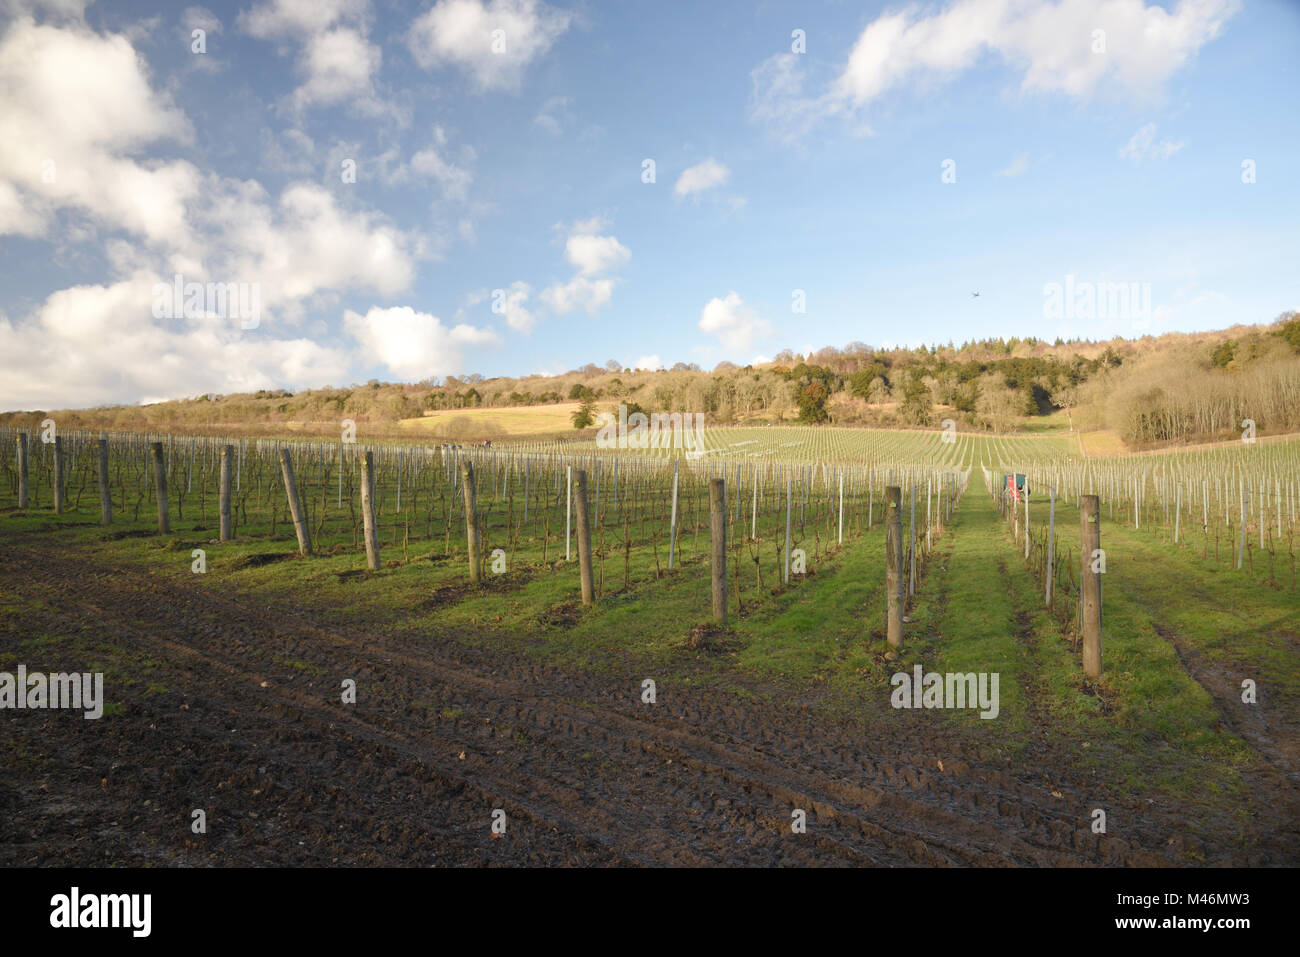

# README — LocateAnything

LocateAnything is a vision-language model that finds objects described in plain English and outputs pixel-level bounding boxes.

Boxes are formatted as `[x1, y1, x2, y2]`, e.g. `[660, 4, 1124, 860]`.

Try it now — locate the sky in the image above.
[0, 0, 1297, 410]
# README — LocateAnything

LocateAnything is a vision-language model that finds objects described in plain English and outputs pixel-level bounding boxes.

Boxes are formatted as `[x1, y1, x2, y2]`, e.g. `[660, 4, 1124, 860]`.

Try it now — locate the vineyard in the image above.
[1, 422, 1297, 866]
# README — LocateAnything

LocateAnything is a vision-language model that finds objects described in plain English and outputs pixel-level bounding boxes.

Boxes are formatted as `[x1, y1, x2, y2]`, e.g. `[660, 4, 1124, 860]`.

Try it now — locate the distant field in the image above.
[1079, 431, 1128, 457]
[398, 402, 582, 438]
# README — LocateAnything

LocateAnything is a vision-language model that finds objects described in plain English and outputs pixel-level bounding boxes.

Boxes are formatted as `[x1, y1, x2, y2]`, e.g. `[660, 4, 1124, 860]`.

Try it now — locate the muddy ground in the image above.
[1, 537, 1296, 867]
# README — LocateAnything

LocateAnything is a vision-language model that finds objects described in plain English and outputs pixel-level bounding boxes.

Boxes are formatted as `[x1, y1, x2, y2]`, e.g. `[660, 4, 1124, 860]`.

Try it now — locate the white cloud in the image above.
[997, 152, 1029, 177]
[698, 292, 771, 354]
[495, 280, 534, 332]
[0, 275, 351, 409]
[674, 158, 729, 198]
[564, 233, 629, 276]
[294, 27, 381, 109]
[1118, 123, 1185, 163]
[631, 354, 662, 371]
[344, 305, 500, 380]
[408, 0, 571, 92]
[748, 52, 838, 143]
[540, 218, 627, 316]
[193, 179, 418, 320]
[410, 144, 474, 200]
[0, 17, 198, 243]
[1, 16, 421, 317]
[752, 0, 1239, 136]
[239, 0, 382, 112]
[540, 276, 614, 316]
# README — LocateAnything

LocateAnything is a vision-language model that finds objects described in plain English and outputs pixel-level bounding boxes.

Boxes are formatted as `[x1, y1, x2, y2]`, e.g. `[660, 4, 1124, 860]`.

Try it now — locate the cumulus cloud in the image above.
[193, 180, 418, 319]
[410, 143, 474, 200]
[344, 305, 500, 379]
[0, 17, 198, 243]
[674, 158, 729, 198]
[752, 0, 1239, 136]
[1118, 123, 1185, 163]
[564, 233, 629, 276]
[631, 354, 662, 371]
[408, 0, 571, 92]
[494, 280, 534, 332]
[239, 0, 383, 112]
[539, 276, 615, 316]
[540, 218, 627, 317]
[0, 275, 351, 409]
[698, 292, 771, 354]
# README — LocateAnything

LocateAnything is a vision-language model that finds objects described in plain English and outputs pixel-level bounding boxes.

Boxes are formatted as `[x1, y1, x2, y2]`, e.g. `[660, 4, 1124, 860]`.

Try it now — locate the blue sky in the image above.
[0, 0, 1297, 409]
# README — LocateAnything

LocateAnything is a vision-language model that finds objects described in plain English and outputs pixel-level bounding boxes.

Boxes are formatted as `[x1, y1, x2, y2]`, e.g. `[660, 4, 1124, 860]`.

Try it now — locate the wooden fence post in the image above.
[838, 470, 844, 545]
[361, 451, 381, 571]
[575, 469, 594, 605]
[17, 433, 29, 509]
[219, 445, 234, 541]
[886, 485, 903, 648]
[461, 459, 479, 584]
[53, 435, 65, 514]
[1024, 480, 1030, 559]
[97, 438, 112, 525]
[1081, 494, 1102, 679]
[710, 477, 727, 624]
[1045, 484, 1056, 607]
[668, 458, 679, 571]
[783, 477, 792, 584]
[150, 441, 170, 533]
[280, 448, 312, 556]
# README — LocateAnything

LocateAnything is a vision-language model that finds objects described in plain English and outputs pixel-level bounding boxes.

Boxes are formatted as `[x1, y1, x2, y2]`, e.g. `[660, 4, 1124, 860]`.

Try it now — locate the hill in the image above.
[2, 313, 1297, 450]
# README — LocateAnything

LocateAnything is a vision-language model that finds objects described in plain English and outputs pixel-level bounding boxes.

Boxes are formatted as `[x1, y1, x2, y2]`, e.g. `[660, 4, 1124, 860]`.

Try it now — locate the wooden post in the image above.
[783, 477, 792, 584]
[1236, 483, 1246, 571]
[280, 448, 312, 556]
[1045, 484, 1056, 607]
[565, 465, 572, 562]
[17, 433, 28, 508]
[97, 438, 112, 525]
[1023, 480, 1030, 558]
[1171, 481, 1180, 544]
[150, 441, 170, 533]
[575, 469, 594, 605]
[53, 435, 65, 514]
[461, 459, 479, 584]
[361, 451, 381, 570]
[838, 470, 844, 545]
[219, 445, 234, 541]
[710, 477, 727, 624]
[908, 482, 916, 596]
[886, 485, 903, 648]
[1081, 494, 1102, 679]
[668, 458, 679, 571]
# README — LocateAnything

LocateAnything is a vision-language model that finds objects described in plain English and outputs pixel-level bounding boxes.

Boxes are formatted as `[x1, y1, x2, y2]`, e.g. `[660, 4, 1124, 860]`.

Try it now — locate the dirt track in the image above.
[1, 540, 1295, 867]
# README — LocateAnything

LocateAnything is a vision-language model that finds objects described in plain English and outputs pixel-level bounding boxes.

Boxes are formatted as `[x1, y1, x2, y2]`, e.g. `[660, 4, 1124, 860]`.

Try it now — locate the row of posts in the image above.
[13, 436, 1100, 676]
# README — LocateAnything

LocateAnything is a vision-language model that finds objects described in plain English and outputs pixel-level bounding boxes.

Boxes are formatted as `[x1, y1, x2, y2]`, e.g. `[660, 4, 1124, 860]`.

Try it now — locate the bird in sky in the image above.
[972, 292, 980, 298]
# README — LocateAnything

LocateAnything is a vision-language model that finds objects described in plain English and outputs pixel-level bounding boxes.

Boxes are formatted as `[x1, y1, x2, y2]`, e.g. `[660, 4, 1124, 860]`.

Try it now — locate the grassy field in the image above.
[398, 402, 584, 438]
